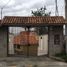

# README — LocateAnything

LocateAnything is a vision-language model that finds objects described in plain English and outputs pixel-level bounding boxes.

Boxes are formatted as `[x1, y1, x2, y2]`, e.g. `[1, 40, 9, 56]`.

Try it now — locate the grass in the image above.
[55, 53, 67, 62]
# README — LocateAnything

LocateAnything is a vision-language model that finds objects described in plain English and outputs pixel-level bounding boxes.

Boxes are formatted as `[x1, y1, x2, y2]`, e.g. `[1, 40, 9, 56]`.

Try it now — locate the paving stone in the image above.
[0, 62, 7, 67]
[0, 57, 67, 67]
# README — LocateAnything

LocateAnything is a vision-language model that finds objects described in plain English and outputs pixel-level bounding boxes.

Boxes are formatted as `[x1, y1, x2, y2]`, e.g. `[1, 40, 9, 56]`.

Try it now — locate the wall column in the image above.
[0, 26, 8, 57]
[65, 0, 67, 54]
[48, 26, 63, 56]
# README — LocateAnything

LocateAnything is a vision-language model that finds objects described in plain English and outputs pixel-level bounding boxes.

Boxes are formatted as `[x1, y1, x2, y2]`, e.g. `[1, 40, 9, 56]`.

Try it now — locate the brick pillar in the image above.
[65, 33, 67, 54]
[0, 26, 8, 57]
[48, 26, 63, 56]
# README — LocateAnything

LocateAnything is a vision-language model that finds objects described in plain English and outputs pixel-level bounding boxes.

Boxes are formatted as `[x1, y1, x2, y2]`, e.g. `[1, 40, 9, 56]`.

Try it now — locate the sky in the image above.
[0, 0, 65, 19]
[0, 0, 65, 34]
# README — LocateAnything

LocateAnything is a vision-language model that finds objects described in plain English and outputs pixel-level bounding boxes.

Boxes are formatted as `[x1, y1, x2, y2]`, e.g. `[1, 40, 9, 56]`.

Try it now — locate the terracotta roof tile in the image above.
[13, 31, 38, 45]
[0, 20, 1, 24]
[2, 16, 65, 25]
[0, 20, 1, 22]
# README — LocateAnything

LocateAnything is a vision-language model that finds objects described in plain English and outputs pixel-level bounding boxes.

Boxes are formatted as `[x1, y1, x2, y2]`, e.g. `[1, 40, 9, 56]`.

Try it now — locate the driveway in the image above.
[0, 56, 67, 67]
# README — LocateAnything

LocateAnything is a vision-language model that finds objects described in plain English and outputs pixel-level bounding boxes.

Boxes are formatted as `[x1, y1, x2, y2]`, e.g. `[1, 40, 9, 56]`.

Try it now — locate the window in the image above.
[54, 34, 60, 45]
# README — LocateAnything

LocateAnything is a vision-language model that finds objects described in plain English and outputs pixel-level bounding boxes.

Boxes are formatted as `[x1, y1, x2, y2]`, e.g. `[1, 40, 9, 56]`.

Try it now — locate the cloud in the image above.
[0, 0, 15, 7]
[0, 0, 65, 19]
[45, 0, 55, 6]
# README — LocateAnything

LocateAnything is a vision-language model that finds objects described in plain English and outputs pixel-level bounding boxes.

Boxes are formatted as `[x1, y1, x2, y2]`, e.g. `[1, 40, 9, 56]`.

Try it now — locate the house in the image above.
[13, 31, 38, 56]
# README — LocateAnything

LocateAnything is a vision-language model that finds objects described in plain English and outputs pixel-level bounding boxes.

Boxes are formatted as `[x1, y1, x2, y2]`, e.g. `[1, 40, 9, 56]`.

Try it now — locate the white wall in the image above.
[9, 34, 14, 54]
[38, 34, 48, 56]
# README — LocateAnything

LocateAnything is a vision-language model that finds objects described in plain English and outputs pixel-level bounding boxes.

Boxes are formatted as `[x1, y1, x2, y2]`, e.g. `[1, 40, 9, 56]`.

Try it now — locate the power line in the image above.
[1, 0, 11, 19]
[2, 0, 11, 8]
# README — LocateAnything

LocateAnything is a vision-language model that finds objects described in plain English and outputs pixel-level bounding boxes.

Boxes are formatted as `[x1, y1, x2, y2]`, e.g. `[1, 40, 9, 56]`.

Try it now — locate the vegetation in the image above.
[31, 6, 51, 35]
[31, 6, 51, 16]
[55, 53, 67, 62]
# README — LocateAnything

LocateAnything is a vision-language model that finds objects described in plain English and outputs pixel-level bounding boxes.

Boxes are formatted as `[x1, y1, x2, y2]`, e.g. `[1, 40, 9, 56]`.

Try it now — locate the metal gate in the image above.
[8, 26, 48, 56]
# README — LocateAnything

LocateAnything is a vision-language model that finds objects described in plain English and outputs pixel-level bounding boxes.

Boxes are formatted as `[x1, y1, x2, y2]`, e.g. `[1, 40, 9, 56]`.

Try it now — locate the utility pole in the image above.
[1, 8, 3, 20]
[65, 0, 67, 54]
[0, 0, 11, 19]
[55, 0, 59, 16]
[65, 0, 67, 18]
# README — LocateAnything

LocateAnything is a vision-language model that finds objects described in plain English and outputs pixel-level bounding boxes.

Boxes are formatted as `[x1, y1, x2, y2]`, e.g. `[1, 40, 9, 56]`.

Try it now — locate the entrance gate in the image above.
[8, 27, 48, 56]
[0, 16, 64, 57]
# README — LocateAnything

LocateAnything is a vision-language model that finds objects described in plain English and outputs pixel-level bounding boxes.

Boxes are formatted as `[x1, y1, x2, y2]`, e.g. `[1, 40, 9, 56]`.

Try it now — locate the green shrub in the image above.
[55, 53, 67, 62]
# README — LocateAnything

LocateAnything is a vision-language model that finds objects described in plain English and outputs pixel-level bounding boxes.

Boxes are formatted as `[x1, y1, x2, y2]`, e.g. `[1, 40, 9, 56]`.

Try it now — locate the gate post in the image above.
[65, 0, 67, 54]
[27, 26, 30, 57]
[65, 25, 67, 54]
[0, 26, 8, 57]
[48, 26, 63, 56]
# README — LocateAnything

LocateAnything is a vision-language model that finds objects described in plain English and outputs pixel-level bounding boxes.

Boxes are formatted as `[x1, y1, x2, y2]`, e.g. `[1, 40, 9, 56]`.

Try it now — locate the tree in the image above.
[31, 6, 51, 35]
[31, 6, 51, 16]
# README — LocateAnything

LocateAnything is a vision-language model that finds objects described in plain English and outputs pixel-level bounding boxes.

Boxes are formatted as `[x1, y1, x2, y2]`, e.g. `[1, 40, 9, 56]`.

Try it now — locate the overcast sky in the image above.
[0, 0, 65, 19]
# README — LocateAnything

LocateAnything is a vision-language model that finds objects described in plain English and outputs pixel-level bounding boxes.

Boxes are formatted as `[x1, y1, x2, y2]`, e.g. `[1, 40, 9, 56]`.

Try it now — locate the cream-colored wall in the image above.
[9, 34, 14, 54]
[38, 34, 48, 56]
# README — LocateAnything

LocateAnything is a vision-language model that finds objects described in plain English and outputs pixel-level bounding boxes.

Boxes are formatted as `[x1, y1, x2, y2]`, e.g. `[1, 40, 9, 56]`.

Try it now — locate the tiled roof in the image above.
[13, 35, 21, 45]
[2, 16, 65, 26]
[13, 31, 38, 45]
[0, 20, 1, 22]
[0, 20, 1, 24]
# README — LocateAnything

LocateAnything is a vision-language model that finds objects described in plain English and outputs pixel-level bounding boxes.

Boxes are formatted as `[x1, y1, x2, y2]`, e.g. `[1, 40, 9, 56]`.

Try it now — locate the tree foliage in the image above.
[31, 6, 51, 35]
[31, 6, 51, 16]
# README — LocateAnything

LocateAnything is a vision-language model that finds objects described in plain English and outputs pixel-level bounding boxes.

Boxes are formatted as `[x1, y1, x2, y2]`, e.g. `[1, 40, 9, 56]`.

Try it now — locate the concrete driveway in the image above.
[0, 56, 67, 67]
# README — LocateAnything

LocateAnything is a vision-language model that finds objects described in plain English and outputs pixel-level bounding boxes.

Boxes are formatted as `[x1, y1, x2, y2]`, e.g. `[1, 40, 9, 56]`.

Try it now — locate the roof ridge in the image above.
[4, 16, 64, 18]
